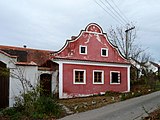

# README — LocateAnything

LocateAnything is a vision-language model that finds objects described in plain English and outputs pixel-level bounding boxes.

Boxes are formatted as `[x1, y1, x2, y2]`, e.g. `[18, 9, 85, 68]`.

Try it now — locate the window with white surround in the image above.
[73, 69, 86, 84]
[101, 48, 108, 57]
[93, 70, 104, 84]
[110, 71, 121, 84]
[79, 45, 87, 54]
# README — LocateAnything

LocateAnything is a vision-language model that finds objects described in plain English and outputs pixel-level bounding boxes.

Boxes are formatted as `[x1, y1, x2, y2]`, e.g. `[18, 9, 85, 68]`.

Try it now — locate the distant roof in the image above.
[129, 57, 141, 64]
[0, 45, 54, 66]
[150, 61, 160, 68]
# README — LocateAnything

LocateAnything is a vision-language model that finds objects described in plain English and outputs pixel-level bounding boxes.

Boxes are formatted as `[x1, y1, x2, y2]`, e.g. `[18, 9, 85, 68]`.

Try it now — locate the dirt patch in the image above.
[58, 85, 155, 117]
[59, 95, 120, 114]
[143, 108, 160, 120]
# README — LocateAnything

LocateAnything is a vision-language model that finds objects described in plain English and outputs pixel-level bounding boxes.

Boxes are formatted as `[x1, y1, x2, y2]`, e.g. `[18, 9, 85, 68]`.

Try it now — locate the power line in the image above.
[110, 0, 130, 23]
[98, 0, 126, 25]
[99, 0, 126, 25]
[104, 0, 128, 24]
[94, 0, 123, 26]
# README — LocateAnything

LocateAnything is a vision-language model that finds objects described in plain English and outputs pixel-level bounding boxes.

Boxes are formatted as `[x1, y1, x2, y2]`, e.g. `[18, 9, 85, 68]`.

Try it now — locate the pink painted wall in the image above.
[63, 63, 128, 97]
[54, 23, 129, 64]
[52, 23, 130, 98]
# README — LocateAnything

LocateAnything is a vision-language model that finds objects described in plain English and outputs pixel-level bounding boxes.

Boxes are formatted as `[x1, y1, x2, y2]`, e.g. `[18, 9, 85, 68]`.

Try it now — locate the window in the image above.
[93, 70, 104, 84]
[101, 48, 108, 57]
[73, 69, 86, 84]
[79, 45, 87, 54]
[110, 71, 121, 84]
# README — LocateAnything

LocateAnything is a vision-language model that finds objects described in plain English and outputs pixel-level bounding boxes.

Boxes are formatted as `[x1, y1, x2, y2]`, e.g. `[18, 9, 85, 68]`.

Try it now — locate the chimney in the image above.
[71, 36, 77, 40]
[23, 45, 27, 48]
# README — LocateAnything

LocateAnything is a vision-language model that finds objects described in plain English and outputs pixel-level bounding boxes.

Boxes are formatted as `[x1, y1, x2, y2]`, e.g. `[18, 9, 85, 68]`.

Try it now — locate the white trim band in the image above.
[53, 59, 130, 68]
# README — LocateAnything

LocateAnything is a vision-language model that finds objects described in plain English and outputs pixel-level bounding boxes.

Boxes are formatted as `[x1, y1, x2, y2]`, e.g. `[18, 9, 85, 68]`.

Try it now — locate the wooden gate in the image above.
[0, 61, 9, 108]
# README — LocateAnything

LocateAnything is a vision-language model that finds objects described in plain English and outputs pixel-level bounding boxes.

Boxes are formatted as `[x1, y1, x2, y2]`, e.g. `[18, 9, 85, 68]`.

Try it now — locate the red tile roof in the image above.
[16, 61, 37, 66]
[0, 50, 17, 58]
[38, 67, 52, 71]
[0, 45, 54, 66]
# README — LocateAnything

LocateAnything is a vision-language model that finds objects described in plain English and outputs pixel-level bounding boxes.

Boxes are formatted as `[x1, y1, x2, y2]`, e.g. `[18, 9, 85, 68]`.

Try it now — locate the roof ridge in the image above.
[0, 45, 54, 52]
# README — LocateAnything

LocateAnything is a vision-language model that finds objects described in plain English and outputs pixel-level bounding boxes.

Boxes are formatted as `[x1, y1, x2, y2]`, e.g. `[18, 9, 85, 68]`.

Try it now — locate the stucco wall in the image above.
[62, 63, 128, 98]
[0, 52, 16, 69]
[0, 52, 39, 107]
[9, 65, 38, 107]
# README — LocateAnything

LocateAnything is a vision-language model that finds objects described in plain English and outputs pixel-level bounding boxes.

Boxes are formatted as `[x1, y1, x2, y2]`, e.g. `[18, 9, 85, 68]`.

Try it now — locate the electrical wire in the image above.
[110, 0, 130, 23]
[94, 0, 131, 26]
[99, 0, 126, 25]
[94, 0, 123, 26]
[104, 0, 128, 24]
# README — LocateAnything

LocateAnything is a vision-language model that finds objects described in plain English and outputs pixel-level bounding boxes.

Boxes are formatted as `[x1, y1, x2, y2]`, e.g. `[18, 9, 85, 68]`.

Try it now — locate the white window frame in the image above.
[101, 48, 108, 57]
[79, 45, 87, 55]
[73, 69, 86, 84]
[110, 71, 121, 84]
[93, 70, 104, 84]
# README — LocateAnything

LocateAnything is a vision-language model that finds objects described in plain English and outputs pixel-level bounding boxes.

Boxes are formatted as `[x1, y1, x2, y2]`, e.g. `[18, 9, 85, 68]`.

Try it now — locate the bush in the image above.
[1, 107, 22, 120]
[33, 96, 62, 118]
[14, 91, 38, 115]
[1, 107, 16, 116]
[3, 85, 62, 119]
[13, 93, 62, 119]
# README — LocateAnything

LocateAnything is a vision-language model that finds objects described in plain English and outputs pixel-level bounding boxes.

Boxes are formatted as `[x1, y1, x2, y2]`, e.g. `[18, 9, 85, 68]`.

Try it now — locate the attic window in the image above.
[101, 48, 108, 57]
[79, 45, 87, 55]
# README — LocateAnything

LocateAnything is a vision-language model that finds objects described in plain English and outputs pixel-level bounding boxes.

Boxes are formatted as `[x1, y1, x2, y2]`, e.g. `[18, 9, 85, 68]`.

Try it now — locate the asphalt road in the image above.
[59, 91, 160, 120]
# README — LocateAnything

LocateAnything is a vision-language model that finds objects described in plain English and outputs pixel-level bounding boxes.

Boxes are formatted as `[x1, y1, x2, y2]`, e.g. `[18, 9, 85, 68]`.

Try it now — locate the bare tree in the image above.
[10, 66, 34, 94]
[138, 52, 152, 64]
[108, 23, 149, 62]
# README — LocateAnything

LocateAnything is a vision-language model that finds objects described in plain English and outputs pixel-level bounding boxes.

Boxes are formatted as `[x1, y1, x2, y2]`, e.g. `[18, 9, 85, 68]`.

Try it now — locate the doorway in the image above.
[0, 61, 9, 108]
[40, 74, 52, 96]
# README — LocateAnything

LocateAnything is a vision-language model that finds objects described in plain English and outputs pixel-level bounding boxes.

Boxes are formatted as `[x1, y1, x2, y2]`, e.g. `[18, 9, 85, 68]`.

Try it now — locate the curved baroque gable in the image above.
[86, 23, 103, 33]
[53, 23, 128, 64]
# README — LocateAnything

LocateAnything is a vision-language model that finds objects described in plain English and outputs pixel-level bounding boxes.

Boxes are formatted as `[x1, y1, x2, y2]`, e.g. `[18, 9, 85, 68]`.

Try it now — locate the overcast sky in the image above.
[0, 0, 159, 61]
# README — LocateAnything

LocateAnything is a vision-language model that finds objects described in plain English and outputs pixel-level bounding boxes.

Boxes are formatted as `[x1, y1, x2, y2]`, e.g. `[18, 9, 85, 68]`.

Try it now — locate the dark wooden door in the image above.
[40, 74, 52, 96]
[0, 61, 9, 108]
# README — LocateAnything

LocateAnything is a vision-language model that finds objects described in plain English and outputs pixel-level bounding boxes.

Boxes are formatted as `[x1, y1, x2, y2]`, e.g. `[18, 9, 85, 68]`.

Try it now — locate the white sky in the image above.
[0, 0, 159, 61]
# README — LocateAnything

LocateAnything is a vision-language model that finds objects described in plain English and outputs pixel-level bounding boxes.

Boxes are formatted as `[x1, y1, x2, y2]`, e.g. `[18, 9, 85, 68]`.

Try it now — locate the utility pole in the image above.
[125, 26, 135, 59]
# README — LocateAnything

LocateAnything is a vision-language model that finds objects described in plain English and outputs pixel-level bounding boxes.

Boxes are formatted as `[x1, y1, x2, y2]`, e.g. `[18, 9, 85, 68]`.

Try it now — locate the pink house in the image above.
[0, 23, 131, 108]
[52, 23, 131, 98]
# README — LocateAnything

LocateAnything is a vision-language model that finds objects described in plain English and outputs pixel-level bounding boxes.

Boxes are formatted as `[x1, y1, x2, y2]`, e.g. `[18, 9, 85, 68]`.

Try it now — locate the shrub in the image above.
[2, 107, 17, 116]
[14, 91, 37, 115]
[33, 96, 62, 118]
[4, 84, 63, 119]
[1, 107, 22, 120]
[13, 93, 62, 119]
